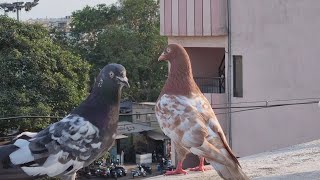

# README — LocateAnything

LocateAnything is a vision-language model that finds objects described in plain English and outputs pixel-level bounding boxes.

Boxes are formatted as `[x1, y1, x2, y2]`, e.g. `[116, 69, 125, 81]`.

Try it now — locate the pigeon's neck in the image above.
[161, 58, 200, 96]
[72, 87, 121, 129]
[89, 87, 121, 105]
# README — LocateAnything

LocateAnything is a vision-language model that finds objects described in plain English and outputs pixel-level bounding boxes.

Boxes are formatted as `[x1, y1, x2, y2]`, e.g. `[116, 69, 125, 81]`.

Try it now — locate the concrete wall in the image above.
[160, 0, 227, 36]
[185, 47, 224, 77]
[230, 0, 320, 156]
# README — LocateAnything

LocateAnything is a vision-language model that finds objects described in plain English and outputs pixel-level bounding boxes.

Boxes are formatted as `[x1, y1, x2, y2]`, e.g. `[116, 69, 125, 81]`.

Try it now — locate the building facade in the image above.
[160, 0, 320, 159]
[25, 16, 72, 32]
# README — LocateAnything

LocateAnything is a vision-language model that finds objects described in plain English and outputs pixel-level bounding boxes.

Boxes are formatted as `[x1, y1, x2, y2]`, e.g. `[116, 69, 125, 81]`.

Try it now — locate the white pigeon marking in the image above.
[112, 133, 117, 139]
[10, 139, 34, 165]
[13, 139, 29, 148]
[50, 114, 100, 153]
[21, 150, 84, 177]
[14, 132, 37, 140]
[91, 142, 101, 149]
[13, 114, 101, 177]
[207, 126, 219, 138]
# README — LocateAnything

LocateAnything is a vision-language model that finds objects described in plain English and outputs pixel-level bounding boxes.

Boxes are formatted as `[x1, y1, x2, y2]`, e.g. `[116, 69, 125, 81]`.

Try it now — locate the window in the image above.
[233, 55, 243, 97]
[136, 111, 140, 119]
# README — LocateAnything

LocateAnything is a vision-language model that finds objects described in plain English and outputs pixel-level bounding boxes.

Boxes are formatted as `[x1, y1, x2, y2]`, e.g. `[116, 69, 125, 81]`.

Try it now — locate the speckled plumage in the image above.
[156, 44, 249, 180]
[0, 63, 129, 180]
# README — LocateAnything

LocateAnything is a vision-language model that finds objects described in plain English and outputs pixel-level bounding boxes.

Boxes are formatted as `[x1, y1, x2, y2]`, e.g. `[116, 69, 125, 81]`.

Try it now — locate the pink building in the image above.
[160, 0, 320, 164]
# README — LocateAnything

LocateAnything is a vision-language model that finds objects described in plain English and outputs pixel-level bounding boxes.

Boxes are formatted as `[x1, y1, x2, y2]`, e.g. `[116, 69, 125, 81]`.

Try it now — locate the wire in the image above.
[0, 100, 318, 121]
[213, 100, 319, 109]
[0, 116, 63, 121]
[215, 101, 318, 115]
[211, 97, 320, 106]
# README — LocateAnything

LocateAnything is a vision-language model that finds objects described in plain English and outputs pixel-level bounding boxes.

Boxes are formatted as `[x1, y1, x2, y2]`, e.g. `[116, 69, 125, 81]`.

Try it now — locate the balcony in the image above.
[194, 77, 225, 93]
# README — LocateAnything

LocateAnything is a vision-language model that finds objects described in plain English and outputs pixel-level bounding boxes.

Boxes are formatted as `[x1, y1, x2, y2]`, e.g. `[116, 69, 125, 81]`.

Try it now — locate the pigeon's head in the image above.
[158, 44, 188, 62]
[95, 63, 130, 90]
[158, 43, 191, 69]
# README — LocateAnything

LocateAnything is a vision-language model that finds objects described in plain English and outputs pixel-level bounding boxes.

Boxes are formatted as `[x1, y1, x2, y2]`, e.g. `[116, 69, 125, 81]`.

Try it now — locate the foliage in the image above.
[0, 16, 90, 135]
[70, 0, 168, 101]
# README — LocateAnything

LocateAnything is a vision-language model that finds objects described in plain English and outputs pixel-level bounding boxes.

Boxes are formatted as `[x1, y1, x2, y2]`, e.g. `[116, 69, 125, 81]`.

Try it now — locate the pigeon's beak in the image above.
[118, 76, 130, 88]
[158, 52, 167, 61]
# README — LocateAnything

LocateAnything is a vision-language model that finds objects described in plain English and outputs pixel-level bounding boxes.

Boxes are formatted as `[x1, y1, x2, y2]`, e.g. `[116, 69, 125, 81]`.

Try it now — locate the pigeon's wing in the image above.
[156, 93, 237, 165]
[156, 93, 248, 179]
[9, 114, 102, 177]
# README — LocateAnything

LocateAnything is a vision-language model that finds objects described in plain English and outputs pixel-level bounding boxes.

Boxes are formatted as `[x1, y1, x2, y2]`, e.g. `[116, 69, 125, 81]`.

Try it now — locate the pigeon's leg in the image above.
[165, 143, 188, 175]
[189, 157, 212, 172]
[165, 161, 187, 175]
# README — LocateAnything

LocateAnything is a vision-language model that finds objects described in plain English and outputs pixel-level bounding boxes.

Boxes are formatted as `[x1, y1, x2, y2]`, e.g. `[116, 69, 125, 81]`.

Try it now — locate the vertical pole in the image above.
[16, 8, 19, 21]
[227, 0, 232, 147]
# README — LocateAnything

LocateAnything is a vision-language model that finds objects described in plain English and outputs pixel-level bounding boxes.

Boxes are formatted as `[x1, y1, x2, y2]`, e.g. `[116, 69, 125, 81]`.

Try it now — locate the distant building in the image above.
[25, 16, 72, 32]
[111, 102, 169, 164]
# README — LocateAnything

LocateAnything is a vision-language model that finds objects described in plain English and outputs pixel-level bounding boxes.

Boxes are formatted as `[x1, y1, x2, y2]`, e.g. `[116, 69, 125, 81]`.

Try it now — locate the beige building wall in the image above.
[185, 47, 224, 78]
[230, 0, 320, 156]
[132, 102, 161, 132]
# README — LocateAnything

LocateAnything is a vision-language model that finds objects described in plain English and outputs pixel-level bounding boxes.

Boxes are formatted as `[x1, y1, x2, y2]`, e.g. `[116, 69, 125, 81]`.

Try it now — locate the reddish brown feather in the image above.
[218, 131, 241, 168]
[159, 44, 201, 97]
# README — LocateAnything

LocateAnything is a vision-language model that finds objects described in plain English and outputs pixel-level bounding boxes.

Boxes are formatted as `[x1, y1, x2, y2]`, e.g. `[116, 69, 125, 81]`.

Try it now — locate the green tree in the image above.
[70, 0, 167, 101]
[0, 16, 91, 134]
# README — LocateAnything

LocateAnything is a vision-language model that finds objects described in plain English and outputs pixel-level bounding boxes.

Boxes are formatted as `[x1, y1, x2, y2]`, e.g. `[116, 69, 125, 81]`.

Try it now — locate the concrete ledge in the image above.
[145, 139, 320, 180]
[145, 167, 220, 180]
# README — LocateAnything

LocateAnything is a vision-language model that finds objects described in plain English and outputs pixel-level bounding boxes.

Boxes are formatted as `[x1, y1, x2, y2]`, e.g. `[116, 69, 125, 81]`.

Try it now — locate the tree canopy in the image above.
[0, 0, 167, 134]
[70, 0, 168, 102]
[0, 16, 90, 134]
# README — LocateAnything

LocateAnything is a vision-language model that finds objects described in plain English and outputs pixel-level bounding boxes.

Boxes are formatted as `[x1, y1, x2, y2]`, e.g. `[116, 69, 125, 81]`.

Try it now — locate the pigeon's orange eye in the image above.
[166, 48, 171, 53]
[109, 71, 114, 78]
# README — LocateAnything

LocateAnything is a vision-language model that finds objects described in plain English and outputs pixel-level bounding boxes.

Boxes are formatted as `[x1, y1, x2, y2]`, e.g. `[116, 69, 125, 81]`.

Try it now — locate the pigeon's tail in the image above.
[210, 161, 249, 180]
[0, 144, 32, 180]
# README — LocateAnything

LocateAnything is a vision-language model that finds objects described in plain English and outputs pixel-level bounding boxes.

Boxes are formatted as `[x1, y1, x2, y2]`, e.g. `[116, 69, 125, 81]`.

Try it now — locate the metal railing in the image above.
[194, 77, 225, 93]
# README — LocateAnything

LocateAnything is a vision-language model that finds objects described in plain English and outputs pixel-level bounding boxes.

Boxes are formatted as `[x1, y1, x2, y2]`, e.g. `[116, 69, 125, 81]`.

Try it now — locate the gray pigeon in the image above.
[0, 63, 129, 180]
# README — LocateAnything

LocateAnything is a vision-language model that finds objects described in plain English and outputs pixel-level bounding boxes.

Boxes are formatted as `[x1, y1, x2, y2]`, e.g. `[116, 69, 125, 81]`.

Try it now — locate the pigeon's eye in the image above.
[109, 71, 114, 78]
[166, 48, 171, 53]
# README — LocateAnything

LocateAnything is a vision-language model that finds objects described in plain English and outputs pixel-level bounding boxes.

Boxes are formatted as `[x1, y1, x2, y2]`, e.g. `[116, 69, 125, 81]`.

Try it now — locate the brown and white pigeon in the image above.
[0, 63, 129, 180]
[155, 44, 249, 180]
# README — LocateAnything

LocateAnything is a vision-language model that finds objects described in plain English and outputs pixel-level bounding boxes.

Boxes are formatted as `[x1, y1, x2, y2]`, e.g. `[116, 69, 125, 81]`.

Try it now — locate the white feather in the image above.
[14, 132, 37, 140]
[14, 114, 101, 178]
[70, 132, 82, 141]
[21, 151, 84, 177]
[13, 139, 29, 148]
[91, 142, 101, 149]
[10, 139, 34, 165]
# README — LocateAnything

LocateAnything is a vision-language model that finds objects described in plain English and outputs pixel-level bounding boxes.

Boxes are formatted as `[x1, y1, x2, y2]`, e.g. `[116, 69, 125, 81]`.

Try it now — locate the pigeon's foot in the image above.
[164, 169, 188, 175]
[164, 161, 187, 175]
[189, 157, 211, 172]
[189, 165, 211, 172]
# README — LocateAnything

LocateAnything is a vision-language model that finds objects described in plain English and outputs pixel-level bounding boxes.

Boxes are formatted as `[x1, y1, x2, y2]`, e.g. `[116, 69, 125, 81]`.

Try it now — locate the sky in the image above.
[0, 0, 117, 21]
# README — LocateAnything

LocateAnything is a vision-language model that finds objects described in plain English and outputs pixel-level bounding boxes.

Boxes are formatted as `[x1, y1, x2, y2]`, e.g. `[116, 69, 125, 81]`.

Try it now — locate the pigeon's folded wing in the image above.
[156, 94, 239, 167]
[9, 114, 101, 177]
